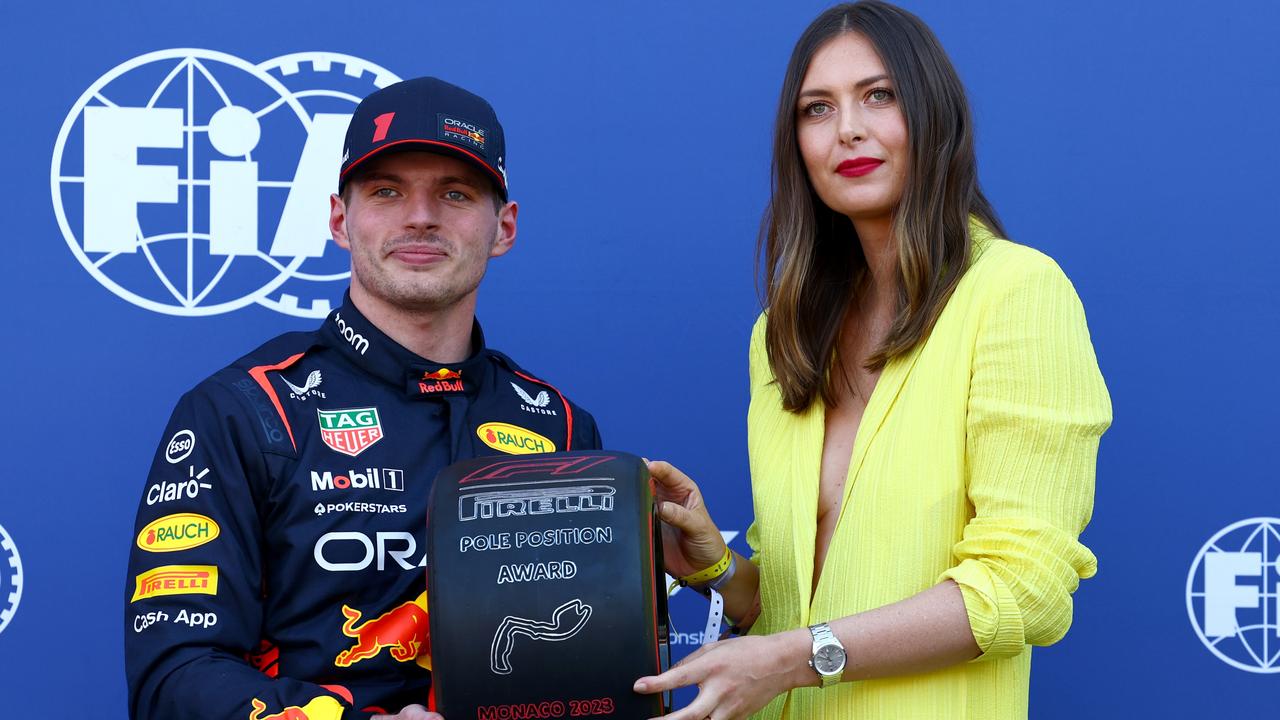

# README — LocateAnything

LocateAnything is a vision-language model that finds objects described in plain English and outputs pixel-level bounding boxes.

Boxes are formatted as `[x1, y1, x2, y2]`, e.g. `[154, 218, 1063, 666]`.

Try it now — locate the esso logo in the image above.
[51, 50, 401, 317]
[165, 430, 196, 464]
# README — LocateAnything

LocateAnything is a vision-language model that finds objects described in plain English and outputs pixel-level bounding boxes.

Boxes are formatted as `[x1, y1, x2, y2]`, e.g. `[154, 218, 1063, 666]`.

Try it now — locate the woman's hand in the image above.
[647, 460, 727, 578]
[633, 630, 812, 720]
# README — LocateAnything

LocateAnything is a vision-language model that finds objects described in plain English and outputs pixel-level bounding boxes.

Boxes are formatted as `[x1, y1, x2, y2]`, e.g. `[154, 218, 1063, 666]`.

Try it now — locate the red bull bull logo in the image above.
[335, 592, 431, 669]
[247, 695, 344, 720]
[420, 368, 464, 394]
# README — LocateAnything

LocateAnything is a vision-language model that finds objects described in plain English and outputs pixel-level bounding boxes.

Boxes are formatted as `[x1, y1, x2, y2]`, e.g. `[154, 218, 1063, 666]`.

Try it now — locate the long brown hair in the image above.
[759, 0, 1005, 413]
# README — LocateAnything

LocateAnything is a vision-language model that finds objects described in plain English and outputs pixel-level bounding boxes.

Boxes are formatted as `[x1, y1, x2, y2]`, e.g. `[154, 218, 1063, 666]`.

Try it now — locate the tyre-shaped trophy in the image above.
[428, 451, 670, 718]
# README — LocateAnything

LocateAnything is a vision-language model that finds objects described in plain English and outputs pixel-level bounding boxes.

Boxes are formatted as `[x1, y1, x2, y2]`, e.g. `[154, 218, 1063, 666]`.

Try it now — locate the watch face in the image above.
[814, 644, 845, 674]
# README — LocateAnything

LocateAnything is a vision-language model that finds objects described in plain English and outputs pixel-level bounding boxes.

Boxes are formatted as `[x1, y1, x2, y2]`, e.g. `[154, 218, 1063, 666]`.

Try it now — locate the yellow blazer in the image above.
[746, 223, 1111, 719]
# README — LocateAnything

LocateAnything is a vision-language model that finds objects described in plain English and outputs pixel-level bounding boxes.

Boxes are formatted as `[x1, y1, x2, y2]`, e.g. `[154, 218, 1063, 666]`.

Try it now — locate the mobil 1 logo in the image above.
[310, 467, 404, 493]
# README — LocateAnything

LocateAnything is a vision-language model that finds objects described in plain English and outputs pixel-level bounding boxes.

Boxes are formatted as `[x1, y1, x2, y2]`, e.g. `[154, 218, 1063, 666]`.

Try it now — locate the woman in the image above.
[633, 2, 1111, 719]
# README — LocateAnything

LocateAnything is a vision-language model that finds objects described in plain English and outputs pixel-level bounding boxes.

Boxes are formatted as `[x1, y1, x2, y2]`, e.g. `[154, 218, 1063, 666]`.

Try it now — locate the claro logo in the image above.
[136, 513, 220, 552]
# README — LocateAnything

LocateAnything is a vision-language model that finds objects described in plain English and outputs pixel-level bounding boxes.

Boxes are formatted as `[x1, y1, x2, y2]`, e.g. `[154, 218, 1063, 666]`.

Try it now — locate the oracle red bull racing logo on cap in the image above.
[317, 407, 383, 457]
[137, 513, 221, 552]
[419, 368, 464, 394]
[439, 115, 486, 151]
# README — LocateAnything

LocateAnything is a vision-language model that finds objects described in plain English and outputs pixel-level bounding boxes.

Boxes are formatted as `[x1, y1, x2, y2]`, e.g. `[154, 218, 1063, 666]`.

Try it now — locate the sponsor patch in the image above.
[419, 368, 464, 394]
[310, 467, 405, 493]
[283, 369, 325, 401]
[476, 422, 556, 455]
[438, 114, 487, 151]
[132, 565, 218, 602]
[314, 501, 408, 516]
[318, 407, 384, 457]
[511, 381, 557, 416]
[165, 430, 196, 463]
[137, 513, 220, 552]
[147, 465, 214, 506]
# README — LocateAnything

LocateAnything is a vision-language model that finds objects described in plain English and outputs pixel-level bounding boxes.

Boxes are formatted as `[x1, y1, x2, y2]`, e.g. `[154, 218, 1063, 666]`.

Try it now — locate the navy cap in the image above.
[339, 77, 508, 200]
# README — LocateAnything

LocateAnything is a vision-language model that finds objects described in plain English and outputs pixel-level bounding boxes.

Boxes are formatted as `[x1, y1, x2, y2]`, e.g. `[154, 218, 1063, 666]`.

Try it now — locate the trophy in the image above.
[427, 451, 671, 718]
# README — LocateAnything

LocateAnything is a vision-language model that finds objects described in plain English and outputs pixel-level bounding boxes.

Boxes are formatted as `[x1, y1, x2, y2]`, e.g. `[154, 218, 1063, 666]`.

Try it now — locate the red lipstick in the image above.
[836, 158, 884, 177]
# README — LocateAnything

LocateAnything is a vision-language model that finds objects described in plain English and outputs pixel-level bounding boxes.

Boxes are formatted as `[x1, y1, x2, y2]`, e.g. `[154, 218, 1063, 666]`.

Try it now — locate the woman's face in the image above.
[796, 32, 908, 223]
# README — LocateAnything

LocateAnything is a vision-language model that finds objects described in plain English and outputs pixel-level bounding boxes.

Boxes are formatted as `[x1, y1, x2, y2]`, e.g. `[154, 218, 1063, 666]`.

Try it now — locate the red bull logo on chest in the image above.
[317, 408, 383, 457]
[334, 592, 431, 670]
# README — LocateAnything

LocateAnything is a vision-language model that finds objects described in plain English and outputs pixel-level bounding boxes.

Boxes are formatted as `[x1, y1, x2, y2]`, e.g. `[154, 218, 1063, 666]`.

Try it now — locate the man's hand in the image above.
[371, 705, 442, 720]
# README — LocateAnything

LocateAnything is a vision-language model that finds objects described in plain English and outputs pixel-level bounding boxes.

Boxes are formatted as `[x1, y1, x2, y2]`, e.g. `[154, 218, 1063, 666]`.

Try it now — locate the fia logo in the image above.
[0, 523, 24, 636]
[1186, 517, 1280, 673]
[51, 50, 401, 317]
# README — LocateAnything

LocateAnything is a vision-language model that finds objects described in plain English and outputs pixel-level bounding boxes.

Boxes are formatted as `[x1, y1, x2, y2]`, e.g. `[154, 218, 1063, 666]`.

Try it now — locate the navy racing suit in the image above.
[125, 295, 601, 720]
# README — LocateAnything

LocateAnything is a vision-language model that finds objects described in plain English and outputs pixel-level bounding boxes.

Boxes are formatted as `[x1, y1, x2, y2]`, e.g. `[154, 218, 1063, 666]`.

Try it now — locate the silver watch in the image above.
[808, 622, 846, 688]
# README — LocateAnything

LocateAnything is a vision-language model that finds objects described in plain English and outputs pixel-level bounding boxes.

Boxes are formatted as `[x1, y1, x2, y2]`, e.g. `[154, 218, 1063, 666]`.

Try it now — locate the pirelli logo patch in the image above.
[132, 565, 219, 602]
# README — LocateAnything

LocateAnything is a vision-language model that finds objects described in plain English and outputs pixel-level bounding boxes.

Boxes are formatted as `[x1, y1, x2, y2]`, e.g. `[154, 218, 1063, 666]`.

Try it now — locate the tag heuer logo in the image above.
[317, 407, 384, 457]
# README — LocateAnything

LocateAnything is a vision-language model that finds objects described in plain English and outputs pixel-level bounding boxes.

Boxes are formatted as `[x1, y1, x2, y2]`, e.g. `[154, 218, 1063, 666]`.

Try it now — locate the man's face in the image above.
[329, 151, 516, 314]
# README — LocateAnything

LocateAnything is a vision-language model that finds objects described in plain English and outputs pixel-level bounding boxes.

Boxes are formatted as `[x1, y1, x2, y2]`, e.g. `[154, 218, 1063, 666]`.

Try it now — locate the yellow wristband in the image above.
[679, 546, 732, 586]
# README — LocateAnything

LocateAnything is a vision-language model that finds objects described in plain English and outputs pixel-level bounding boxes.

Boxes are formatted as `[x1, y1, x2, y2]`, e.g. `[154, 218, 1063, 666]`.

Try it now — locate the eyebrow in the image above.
[354, 172, 483, 189]
[438, 175, 483, 189]
[797, 74, 892, 101]
[355, 171, 402, 186]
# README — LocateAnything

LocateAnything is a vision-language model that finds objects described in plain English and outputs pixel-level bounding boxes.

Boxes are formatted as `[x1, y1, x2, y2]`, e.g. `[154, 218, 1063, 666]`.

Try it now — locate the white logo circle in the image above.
[165, 429, 196, 464]
[1186, 517, 1280, 673]
[0, 523, 24, 636]
[50, 49, 399, 317]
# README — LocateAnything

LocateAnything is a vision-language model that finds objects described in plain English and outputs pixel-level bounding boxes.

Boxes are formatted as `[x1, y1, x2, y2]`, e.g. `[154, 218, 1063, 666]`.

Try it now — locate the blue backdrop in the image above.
[2, 1, 1278, 717]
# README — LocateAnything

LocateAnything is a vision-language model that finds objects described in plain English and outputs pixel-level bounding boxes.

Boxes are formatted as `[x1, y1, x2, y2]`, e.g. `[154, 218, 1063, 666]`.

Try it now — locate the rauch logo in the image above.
[477, 422, 555, 455]
[136, 513, 221, 552]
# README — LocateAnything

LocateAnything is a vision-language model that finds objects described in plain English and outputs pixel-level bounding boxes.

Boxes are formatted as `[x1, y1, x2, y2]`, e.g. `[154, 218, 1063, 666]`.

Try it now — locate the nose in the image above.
[403, 189, 441, 231]
[838, 105, 866, 146]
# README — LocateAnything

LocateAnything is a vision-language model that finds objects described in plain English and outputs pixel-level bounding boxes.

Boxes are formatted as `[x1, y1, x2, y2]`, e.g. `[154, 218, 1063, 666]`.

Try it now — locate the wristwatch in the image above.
[807, 622, 847, 688]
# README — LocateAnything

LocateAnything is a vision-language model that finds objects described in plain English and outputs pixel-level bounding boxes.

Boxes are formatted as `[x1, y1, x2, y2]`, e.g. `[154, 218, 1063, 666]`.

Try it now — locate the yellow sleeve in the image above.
[938, 253, 1112, 659]
[745, 313, 768, 567]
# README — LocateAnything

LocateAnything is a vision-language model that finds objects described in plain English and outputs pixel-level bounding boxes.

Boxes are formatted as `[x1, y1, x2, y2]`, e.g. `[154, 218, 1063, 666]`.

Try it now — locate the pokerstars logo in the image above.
[52, 50, 402, 317]
[1187, 517, 1280, 673]
[310, 467, 405, 493]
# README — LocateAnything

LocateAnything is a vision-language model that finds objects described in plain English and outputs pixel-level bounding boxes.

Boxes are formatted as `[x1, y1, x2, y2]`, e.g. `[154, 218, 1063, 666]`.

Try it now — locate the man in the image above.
[125, 77, 602, 720]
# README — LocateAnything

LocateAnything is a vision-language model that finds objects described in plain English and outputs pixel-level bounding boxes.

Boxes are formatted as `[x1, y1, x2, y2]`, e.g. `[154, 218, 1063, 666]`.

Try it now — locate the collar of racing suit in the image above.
[321, 292, 490, 399]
